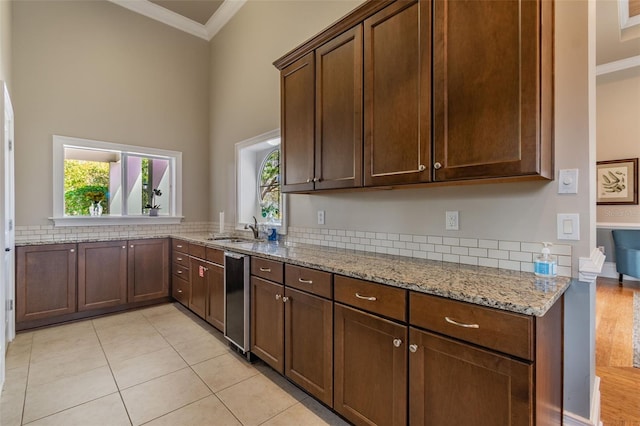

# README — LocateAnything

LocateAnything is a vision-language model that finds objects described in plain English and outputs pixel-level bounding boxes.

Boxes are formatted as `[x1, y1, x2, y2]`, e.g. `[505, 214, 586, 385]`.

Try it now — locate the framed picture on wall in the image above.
[596, 158, 639, 205]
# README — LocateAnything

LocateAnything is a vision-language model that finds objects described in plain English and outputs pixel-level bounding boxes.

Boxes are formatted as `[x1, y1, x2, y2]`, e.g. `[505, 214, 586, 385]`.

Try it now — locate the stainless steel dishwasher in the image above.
[224, 251, 250, 358]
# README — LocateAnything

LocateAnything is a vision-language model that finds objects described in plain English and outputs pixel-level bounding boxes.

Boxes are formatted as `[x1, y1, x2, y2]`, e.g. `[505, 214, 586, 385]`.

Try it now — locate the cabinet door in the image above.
[78, 241, 127, 311]
[281, 52, 315, 192]
[284, 287, 333, 407]
[409, 327, 532, 426]
[363, 0, 431, 187]
[334, 303, 407, 426]
[127, 238, 169, 303]
[250, 276, 284, 373]
[16, 244, 77, 322]
[189, 258, 207, 318]
[433, 0, 552, 181]
[314, 26, 363, 190]
[205, 262, 224, 331]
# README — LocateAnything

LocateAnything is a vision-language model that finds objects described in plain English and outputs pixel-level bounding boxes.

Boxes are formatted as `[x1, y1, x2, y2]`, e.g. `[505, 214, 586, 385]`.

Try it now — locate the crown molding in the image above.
[108, 0, 245, 41]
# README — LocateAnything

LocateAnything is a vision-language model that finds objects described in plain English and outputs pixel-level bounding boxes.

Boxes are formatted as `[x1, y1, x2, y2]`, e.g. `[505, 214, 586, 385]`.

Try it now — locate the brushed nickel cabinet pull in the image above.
[409, 344, 418, 353]
[418, 164, 426, 171]
[393, 338, 402, 348]
[177, 289, 183, 293]
[434, 162, 442, 170]
[282, 296, 289, 303]
[355, 293, 377, 301]
[177, 257, 183, 261]
[259, 267, 271, 272]
[176, 244, 183, 248]
[70, 249, 75, 253]
[275, 294, 281, 300]
[122, 246, 126, 249]
[445, 316, 479, 329]
[298, 278, 313, 284]
[177, 270, 183, 274]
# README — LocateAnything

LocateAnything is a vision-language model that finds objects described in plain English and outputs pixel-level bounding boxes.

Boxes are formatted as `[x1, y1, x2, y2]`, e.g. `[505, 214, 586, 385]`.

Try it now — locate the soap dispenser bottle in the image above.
[534, 242, 557, 278]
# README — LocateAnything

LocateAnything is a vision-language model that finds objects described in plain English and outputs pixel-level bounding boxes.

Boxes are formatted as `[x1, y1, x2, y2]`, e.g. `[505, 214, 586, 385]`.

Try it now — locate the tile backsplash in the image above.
[15, 222, 573, 277]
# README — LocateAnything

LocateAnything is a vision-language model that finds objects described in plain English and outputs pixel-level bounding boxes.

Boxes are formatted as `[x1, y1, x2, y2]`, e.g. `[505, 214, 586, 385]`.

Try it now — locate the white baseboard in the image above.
[600, 261, 639, 281]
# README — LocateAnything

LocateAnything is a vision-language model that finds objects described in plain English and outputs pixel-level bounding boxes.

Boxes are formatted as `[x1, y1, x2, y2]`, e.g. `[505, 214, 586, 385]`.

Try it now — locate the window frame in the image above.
[52, 135, 183, 226]
[235, 129, 286, 234]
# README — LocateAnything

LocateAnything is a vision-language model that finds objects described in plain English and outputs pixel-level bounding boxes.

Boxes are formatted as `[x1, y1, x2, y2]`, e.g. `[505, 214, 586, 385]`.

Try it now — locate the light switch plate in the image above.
[557, 213, 580, 240]
[558, 169, 579, 194]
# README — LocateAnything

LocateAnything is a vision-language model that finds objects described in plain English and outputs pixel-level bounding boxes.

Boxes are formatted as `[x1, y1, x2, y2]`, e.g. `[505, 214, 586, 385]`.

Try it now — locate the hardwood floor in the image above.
[596, 277, 640, 425]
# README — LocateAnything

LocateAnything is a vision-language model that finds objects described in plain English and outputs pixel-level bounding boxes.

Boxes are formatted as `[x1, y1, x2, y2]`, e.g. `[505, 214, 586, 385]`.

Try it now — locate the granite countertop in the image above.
[172, 233, 570, 317]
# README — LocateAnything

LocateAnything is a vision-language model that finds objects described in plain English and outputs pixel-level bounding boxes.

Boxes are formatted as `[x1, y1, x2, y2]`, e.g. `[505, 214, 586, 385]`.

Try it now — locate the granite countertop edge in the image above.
[17, 233, 570, 317]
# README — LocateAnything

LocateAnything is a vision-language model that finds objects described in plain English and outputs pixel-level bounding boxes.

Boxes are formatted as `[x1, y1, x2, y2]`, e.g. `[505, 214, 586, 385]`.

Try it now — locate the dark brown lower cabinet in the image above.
[334, 303, 407, 426]
[128, 238, 169, 303]
[189, 257, 207, 318]
[78, 241, 127, 311]
[16, 243, 77, 322]
[205, 262, 224, 331]
[284, 287, 333, 407]
[251, 276, 285, 372]
[408, 327, 532, 426]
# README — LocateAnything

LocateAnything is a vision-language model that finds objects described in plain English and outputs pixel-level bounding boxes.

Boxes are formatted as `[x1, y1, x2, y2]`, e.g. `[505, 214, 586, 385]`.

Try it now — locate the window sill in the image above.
[50, 216, 184, 227]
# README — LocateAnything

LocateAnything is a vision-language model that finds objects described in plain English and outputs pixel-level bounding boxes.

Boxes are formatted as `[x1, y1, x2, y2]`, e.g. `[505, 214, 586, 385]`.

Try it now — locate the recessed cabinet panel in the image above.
[433, 0, 549, 180]
[281, 52, 316, 192]
[78, 241, 127, 311]
[364, 0, 431, 186]
[315, 26, 363, 190]
[128, 238, 169, 303]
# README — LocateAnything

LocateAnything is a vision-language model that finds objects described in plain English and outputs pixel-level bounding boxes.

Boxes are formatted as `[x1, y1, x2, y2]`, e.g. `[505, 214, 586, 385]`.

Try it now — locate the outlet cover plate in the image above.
[445, 211, 459, 231]
[317, 210, 325, 225]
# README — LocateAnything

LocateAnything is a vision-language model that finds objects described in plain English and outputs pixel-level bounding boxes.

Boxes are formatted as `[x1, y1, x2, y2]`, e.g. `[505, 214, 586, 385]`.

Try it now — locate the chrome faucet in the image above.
[245, 216, 259, 239]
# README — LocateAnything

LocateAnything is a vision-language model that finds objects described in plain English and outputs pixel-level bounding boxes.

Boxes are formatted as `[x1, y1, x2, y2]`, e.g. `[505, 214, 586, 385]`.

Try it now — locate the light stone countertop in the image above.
[172, 233, 570, 317]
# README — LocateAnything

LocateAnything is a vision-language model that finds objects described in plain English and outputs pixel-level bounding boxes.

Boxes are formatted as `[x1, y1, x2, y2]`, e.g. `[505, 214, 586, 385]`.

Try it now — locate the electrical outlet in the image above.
[445, 211, 459, 231]
[317, 210, 325, 225]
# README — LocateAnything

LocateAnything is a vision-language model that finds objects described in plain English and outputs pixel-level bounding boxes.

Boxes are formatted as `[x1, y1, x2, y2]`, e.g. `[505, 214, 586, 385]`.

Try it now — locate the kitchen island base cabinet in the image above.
[128, 238, 169, 303]
[334, 303, 407, 426]
[16, 243, 77, 323]
[78, 241, 127, 311]
[408, 327, 532, 425]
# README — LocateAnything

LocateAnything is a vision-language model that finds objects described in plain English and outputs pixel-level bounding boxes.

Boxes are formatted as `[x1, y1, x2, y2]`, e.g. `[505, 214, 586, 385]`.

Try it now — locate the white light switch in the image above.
[557, 213, 580, 240]
[558, 169, 579, 194]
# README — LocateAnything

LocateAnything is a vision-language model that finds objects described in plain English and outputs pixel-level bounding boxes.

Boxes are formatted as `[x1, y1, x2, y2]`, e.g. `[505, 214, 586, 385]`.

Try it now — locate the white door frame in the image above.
[1, 80, 15, 391]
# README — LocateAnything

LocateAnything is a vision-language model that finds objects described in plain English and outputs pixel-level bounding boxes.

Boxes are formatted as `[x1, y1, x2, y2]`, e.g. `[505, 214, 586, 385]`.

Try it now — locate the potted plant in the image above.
[145, 188, 162, 216]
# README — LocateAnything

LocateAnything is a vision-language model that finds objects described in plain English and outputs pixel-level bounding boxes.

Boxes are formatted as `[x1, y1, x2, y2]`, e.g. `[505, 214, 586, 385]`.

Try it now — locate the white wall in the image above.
[12, 0, 211, 225]
[208, 0, 594, 418]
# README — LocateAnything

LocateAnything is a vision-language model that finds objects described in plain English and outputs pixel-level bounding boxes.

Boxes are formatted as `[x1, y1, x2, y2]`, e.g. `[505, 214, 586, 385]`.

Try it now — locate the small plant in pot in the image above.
[146, 188, 162, 216]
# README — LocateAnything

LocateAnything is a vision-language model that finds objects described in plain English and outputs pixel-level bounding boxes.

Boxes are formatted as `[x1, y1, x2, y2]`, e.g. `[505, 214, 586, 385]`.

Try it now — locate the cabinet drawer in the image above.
[410, 292, 533, 360]
[173, 263, 189, 280]
[172, 275, 190, 306]
[206, 247, 224, 265]
[189, 243, 206, 259]
[172, 239, 189, 253]
[285, 264, 332, 299]
[334, 275, 406, 322]
[251, 257, 284, 283]
[173, 252, 189, 267]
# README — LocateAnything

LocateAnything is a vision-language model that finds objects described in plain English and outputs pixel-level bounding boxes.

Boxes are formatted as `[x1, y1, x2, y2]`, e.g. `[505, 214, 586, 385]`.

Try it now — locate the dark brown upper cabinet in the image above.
[432, 0, 554, 181]
[364, 0, 431, 187]
[274, 0, 553, 193]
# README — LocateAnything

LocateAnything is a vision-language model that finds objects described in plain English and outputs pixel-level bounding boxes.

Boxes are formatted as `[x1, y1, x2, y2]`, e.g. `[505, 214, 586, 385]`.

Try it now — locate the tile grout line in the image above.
[19, 333, 34, 426]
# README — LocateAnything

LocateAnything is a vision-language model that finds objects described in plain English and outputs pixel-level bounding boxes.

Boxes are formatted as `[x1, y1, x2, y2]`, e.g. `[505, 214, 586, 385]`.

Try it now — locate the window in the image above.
[236, 129, 285, 232]
[53, 135, 182, 225]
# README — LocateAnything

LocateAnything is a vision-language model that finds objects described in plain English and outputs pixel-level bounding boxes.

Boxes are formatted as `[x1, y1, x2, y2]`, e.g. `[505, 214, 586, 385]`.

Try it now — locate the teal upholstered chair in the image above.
[612, 230, 640, 285]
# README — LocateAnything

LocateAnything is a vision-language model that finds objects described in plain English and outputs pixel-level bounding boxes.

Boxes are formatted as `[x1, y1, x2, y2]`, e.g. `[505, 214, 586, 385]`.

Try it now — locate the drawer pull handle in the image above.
[355, 293, 377, 301]
[275, 294, 281, 300]
[177, 270, 183, 274]
[177, 257, 183, 261]
[177, 244, 183, 248]
[409, 344, 418, 353]
[259, 267, 272, 272]
[70, 249, 75, 253]
[445, 317, 479, 329]
[177, 289, 183, 293]
[298, 278, 313, 284]
[282, 296, 289, 303]
[393, 338, 402, 348]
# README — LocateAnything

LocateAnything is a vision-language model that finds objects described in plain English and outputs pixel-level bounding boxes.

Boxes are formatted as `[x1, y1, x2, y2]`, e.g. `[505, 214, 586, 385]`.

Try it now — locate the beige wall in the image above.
[209, 0, 593, 268]
[12, 0, 211, 225]
[596, 67, 640, 224]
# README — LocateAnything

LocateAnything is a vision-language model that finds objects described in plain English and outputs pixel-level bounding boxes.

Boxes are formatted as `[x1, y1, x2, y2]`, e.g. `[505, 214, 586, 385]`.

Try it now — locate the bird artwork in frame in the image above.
[596, 158, 639, 205]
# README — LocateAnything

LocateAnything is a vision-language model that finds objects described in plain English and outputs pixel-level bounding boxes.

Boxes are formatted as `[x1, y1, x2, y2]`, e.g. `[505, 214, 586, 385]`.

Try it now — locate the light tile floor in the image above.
[1, 303, 348, 426]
